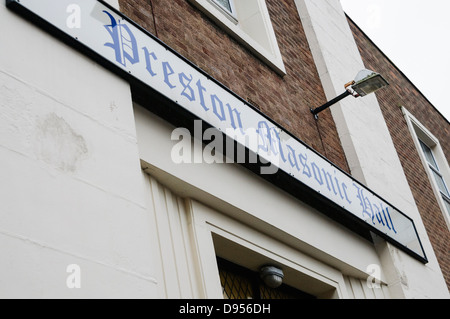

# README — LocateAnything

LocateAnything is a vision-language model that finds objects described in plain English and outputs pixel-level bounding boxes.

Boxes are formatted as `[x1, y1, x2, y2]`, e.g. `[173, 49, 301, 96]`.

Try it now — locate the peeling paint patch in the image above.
[34, 113, 88, 172]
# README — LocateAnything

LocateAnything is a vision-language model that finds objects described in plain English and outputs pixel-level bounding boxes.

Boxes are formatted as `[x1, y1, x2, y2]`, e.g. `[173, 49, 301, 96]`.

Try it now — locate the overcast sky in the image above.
[340, 0, 450, 122]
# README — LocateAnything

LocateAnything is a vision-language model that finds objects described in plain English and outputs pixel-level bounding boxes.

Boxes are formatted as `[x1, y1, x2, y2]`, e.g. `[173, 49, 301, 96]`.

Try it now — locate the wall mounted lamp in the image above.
[311, 69, 389, 120]
[260, 265, 284, 288]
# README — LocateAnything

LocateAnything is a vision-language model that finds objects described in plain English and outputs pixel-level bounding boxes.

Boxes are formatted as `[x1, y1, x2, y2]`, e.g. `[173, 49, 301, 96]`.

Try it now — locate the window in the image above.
[212, 0, 235, 17]
[403, 107, 450, 229]
[188, 0, 286, 75]
[419, 140, 450, 215]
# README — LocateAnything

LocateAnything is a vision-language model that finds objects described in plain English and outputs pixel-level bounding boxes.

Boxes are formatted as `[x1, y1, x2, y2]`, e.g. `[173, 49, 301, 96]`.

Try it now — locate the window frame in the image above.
[187, 0, 286, 75]
[419, 139, 450, 197]
[211, 0, 238, 23]
[402, 107, 450, 230]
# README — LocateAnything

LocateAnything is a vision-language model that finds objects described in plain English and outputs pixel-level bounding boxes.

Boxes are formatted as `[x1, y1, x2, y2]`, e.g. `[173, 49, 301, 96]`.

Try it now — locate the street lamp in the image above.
[311, 69, 389, 120]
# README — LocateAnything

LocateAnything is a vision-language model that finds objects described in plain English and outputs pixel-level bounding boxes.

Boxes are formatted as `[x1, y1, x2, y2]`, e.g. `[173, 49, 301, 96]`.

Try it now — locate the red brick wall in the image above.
[118, 0, 350, 173]
[348, 17, 450, 290]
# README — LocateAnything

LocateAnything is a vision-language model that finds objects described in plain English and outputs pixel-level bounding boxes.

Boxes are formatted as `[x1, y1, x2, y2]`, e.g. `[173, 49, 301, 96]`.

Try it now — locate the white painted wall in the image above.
[294, 0, 449, 298]
[0, 2, 158, 298]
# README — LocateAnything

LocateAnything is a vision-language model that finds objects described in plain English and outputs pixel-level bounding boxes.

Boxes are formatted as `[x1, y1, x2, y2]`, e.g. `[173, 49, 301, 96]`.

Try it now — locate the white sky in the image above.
[340, 0, 450, 122]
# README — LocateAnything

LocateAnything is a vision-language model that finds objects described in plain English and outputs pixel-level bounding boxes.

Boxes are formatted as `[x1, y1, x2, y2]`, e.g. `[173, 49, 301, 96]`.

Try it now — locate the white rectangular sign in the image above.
[6, 0, 427, 262]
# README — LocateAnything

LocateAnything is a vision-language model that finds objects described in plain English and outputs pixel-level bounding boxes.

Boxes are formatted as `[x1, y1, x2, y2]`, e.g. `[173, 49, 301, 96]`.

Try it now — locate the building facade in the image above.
[348, 17, 450, 290]
[0, 0, 448, 299]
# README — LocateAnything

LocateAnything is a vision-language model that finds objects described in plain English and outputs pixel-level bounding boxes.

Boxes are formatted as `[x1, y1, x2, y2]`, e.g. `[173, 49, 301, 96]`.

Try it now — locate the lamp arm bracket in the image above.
[344, 80, 355, 89]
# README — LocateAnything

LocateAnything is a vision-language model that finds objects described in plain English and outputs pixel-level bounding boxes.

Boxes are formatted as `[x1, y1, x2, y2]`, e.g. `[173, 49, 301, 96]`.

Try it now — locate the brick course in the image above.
[348, 17, 450, 290]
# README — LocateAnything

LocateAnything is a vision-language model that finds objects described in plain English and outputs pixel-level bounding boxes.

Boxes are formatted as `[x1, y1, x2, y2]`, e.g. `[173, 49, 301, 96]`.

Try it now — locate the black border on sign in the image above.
[5, 0, 427, 263]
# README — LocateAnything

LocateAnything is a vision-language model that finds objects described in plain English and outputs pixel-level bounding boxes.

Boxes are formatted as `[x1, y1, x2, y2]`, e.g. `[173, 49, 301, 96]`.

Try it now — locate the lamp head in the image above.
[351, 69, 389, 97]
[260, 265, 284, 288]
[310, 69, 389, 120]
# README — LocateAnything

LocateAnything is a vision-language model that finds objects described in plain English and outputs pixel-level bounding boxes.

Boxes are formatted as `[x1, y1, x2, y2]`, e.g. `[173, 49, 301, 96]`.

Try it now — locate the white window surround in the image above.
[188, 0, 286, 76]
[144, 172, 346, 298]
[193, 200, 345, 299]
[211, 0, 238, 22]
[402, 107, 450, 230]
